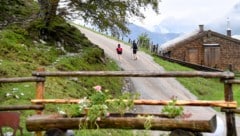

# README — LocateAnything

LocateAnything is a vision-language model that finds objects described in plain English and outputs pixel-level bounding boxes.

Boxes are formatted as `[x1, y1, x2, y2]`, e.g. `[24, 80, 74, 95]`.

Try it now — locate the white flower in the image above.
[5, 93, 12, 97]
[12, 88, 19, 92]
[58, 110, 66, 115]
[78, 97, 87, 104]
[20, 93, 24, 96]
[15, 95, 19, 99]
[96, 117, 101, 121]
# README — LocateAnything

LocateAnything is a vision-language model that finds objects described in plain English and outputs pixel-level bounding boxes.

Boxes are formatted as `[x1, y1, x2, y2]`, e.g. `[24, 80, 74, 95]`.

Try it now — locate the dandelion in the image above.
[93, 85, 102, 92]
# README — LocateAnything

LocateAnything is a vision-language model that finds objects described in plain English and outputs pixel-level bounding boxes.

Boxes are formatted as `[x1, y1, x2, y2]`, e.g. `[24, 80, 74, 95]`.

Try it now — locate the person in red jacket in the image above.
[116, 43, 123, 60]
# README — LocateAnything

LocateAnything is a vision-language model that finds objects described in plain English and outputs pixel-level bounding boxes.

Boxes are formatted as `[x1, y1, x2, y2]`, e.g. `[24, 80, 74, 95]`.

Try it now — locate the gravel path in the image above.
[73, 24, 240, 136]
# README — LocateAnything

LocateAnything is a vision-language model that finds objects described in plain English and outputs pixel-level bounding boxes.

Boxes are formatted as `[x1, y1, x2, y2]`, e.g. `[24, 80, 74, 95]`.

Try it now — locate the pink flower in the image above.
[106, 112, 110, 117]
[93, 85, 102, 92]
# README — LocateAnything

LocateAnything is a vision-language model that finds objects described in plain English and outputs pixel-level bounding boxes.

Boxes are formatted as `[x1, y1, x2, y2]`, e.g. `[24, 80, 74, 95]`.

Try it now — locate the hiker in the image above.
[131, 40, 138, 60]
[116, 43, 123, 60]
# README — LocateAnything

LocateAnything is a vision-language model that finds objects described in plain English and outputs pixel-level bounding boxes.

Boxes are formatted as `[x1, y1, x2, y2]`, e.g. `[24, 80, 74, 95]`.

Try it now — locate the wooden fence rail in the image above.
[0, 77, 45, 83]
[224, 79, 240, 84]
[31, 99, 237, 108]
[32, 71, 234, 78]
[0, 70, 238, 136]
[0, 105, 44, 111]
[30, 70, 237, 136]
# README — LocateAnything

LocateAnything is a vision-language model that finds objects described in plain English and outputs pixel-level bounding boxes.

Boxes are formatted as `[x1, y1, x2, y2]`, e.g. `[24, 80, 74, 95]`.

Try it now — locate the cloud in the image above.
[209, 2, 240, 35]
[132, 0, 240, 35]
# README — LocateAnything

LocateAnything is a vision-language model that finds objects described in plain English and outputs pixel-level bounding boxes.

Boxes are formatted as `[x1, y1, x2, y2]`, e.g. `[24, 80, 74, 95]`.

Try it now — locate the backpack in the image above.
[133, 42, 138, 50]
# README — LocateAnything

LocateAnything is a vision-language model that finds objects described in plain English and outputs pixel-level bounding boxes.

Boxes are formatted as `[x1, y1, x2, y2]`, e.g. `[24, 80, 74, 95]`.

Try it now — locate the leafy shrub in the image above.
[161, 96, 184, 118]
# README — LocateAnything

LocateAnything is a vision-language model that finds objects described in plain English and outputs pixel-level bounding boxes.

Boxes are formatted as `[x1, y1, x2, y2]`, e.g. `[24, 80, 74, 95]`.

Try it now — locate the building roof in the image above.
[159, 26, 240, 52]
[160, 30, 200, 51]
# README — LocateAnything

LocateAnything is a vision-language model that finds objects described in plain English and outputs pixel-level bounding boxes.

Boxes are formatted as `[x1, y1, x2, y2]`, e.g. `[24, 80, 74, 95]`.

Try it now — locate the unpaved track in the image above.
[73, 24, 240, 136]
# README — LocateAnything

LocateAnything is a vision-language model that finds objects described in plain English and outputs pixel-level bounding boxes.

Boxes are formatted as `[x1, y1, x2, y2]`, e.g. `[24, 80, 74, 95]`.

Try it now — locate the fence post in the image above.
[224, 81, 237, 136]
[35, 67, 45, 136]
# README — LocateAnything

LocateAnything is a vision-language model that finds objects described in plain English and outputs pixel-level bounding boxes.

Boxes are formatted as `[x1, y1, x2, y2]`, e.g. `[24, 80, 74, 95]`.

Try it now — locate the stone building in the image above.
[159, 25, 240, 71]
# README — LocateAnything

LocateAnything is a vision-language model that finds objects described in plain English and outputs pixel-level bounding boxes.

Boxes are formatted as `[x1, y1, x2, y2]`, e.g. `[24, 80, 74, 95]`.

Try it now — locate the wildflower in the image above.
[58, 110, 66, 115]
[78, 97, 88, 104]
[106, 112, 110, 117]
[12, 88, 19, 92]
[5, 93, 12, 97]
[15, 95, 19, 99]
[96, 117, 101, 121]
[93, 85, 102, 92]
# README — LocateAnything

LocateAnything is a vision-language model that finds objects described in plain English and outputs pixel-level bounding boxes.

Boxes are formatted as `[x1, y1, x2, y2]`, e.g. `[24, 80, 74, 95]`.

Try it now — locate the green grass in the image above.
[0, 26, 129, 135]
[153, 55, 240, 106]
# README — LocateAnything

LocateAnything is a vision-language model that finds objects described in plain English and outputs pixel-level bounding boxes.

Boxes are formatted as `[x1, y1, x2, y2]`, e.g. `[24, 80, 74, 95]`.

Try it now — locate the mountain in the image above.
[124, 24, 181, 45]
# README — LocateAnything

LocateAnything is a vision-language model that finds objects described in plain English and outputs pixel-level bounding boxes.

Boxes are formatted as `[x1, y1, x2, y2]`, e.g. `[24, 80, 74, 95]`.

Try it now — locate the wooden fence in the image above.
[0, 68, 239, 136]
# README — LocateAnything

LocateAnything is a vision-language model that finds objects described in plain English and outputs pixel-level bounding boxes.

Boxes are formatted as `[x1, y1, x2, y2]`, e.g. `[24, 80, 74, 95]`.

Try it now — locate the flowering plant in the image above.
[78, 85, 135, 123]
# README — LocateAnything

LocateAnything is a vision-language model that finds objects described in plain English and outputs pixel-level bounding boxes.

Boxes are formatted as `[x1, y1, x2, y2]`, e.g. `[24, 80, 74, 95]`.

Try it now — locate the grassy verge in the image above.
[153, 55, 240, 106]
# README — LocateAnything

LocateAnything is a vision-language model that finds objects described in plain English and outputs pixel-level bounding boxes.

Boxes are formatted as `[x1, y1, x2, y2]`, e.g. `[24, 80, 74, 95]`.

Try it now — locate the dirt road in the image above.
[73, 24, 239, 136]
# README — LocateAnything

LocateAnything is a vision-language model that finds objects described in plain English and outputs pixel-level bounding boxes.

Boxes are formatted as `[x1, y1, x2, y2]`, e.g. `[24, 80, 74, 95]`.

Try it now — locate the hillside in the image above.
[0, 1, 127, 136]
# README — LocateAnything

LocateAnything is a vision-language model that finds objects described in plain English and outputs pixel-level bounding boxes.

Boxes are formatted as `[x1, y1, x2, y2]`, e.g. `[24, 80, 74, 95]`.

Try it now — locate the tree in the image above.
[138, 32, 150, 48]
[0, 0, 27, 28]
[37, 0, 160, 36]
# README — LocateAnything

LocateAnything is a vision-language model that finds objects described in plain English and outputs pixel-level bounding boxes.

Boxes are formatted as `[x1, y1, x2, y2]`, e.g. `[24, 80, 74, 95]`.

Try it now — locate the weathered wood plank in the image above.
[26, 113, 217, 132]
[0, 77, 45, 83]
[224, 79, 240, 84]
[31, 99, 237, 108]
[221, 108, 240, 114]
[0, 105, 44, 111]
[32, 71, 234, 78]
[224, 83, 237, 136]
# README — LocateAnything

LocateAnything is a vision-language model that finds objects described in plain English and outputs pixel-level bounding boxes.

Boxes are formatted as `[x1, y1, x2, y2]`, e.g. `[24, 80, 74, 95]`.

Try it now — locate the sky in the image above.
[132, 0, 240, 37]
